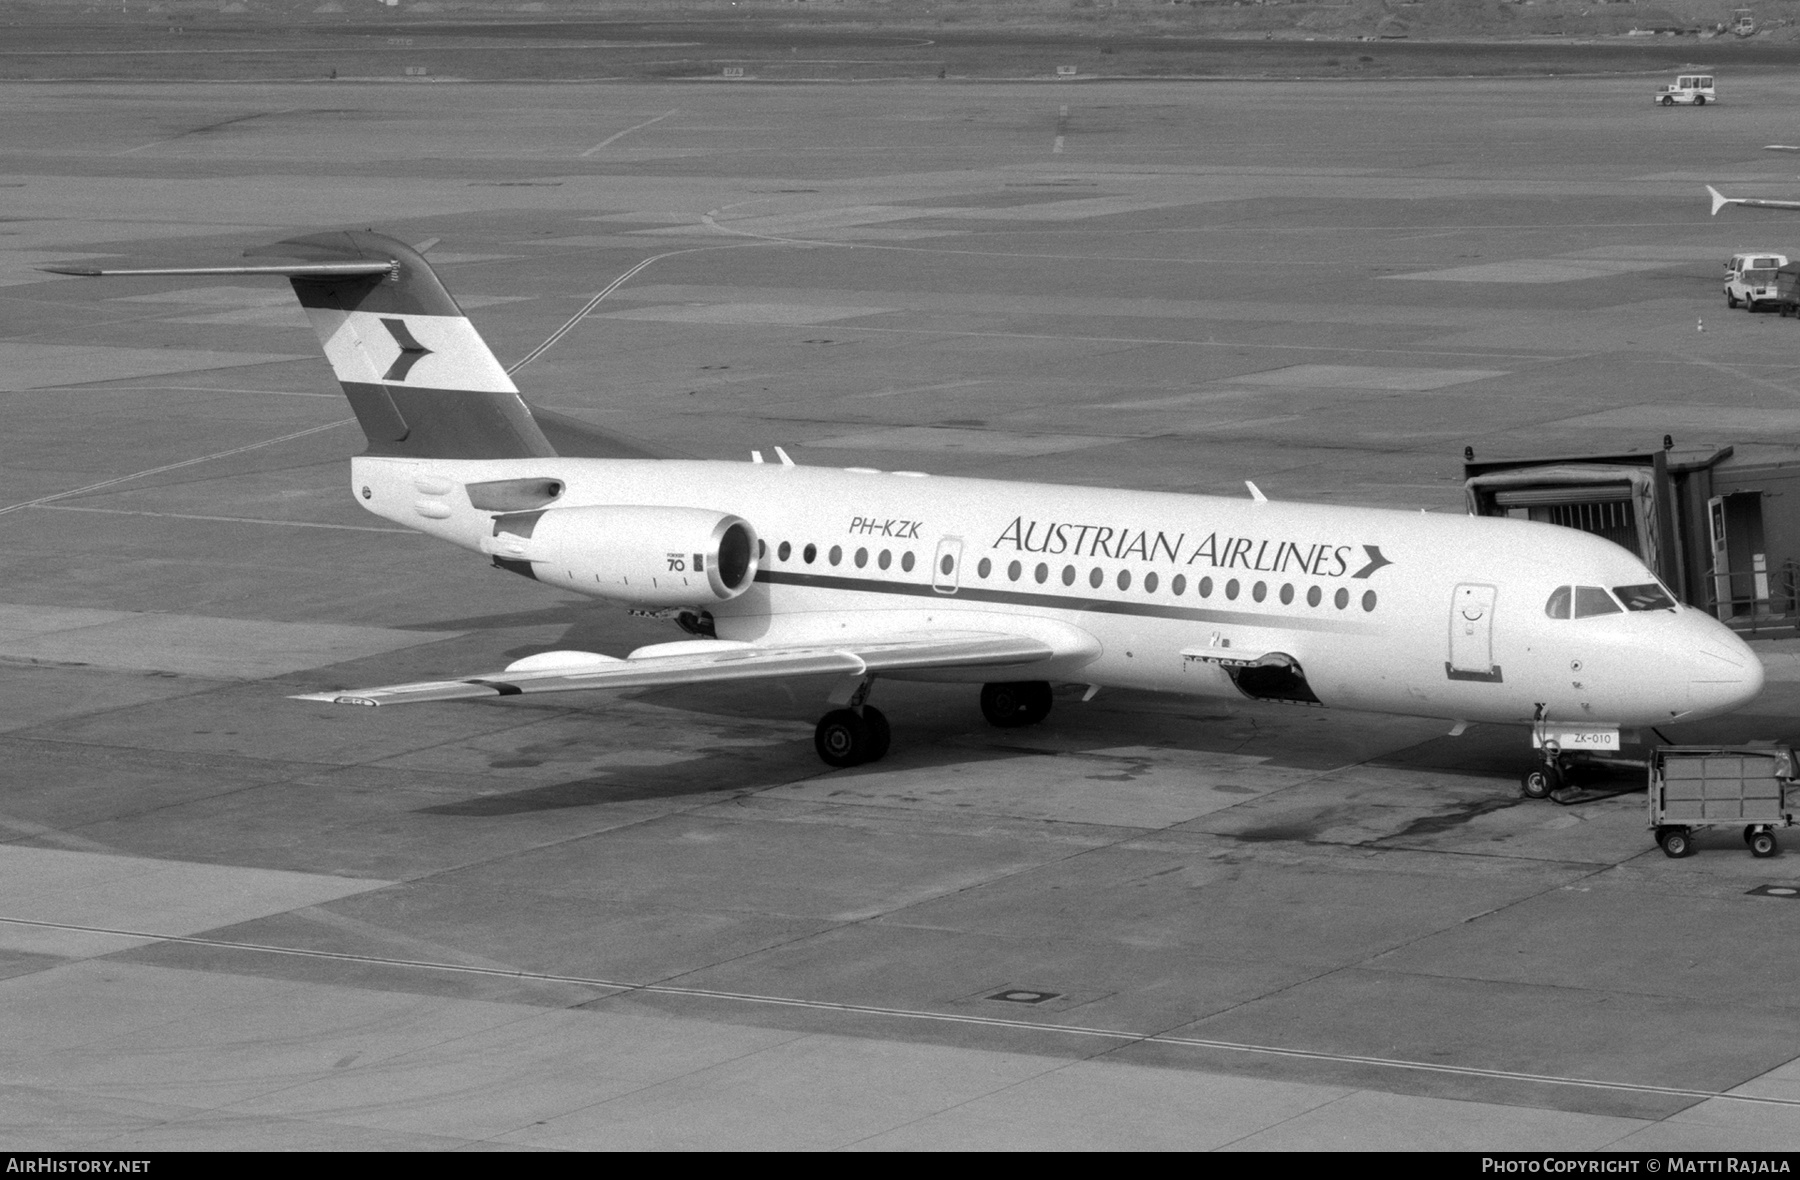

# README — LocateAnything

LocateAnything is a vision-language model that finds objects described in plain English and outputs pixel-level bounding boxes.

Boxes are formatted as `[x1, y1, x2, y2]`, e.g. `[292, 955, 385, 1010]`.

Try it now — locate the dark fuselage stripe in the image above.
[753, 568, 1378, 633]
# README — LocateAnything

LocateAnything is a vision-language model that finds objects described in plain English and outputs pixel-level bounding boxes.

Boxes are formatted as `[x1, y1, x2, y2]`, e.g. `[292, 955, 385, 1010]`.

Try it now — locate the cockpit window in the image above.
[1573, 586, 1623, 618]
[1613, 582, 1677, 612]
[1545, 586, 1572, 619]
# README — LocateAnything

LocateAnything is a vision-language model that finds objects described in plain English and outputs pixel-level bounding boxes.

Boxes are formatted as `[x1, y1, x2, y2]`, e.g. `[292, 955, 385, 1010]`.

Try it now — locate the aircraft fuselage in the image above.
[355, 454, 1763, 733]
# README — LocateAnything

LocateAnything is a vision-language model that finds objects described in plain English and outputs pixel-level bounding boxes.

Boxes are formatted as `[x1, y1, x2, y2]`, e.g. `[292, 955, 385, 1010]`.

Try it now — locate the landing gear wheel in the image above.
[1521, 765, 1560, 800]
[1659, 826, 1693, 858]
[814, 708, 873, 768]
[861, 706, 891, 763]
[980, 681, 1054, 728]
[1752, 831, 1778, 858]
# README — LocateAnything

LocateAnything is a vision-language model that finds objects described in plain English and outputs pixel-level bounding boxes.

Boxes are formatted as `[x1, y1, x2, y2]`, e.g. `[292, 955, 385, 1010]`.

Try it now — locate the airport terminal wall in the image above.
[7, 50, 1800, 1150]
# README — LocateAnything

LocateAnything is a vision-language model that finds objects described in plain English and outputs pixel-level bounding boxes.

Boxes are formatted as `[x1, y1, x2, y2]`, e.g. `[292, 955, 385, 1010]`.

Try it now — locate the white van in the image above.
[1655, 76, 1716, 106]
[1726, 251, 1788, 310]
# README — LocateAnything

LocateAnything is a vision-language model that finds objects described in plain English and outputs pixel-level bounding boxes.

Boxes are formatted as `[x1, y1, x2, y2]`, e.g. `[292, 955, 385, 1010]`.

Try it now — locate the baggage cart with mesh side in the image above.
[1649, 746, 1796, 858]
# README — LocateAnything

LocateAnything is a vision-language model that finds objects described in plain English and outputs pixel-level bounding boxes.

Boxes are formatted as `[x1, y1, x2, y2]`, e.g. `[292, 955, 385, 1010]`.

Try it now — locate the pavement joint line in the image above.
[578, 107, 681, 157]
[0, 418, 354, 518]
[507, 241, 763, 373]
[1, 912, 1785, 1109]
[34, 504, 417, 534]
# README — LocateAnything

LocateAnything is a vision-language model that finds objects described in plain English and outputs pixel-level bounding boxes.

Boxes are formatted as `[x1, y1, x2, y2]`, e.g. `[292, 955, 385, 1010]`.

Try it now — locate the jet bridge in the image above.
[1462, 444, 1800, 635]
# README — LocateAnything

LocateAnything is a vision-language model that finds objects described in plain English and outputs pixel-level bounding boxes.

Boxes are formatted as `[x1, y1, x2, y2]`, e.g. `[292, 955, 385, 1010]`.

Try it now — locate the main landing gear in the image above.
[979, 681, 1053, 728]
[810, 680, 1056, 768]
[814, 706, 891, 768]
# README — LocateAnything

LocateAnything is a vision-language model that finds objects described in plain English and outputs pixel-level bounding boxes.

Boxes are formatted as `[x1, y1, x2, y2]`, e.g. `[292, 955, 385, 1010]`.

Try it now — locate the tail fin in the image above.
[1708, 184, 1733, 217]
[46, 230, 555, 461]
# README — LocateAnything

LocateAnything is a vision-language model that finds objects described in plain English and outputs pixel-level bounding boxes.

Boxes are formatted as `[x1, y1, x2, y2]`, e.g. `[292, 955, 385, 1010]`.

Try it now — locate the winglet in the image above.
[1245, 480, 1268, 504]
[1708, 184, 1733, 217]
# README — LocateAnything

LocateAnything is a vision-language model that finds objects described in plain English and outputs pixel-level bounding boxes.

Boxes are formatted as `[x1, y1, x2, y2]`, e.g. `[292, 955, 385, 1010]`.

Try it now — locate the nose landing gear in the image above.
[1521, 761, 1561, 800]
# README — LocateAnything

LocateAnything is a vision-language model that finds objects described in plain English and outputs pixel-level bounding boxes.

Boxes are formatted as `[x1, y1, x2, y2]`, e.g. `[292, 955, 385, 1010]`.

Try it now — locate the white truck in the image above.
[1655, 75, 1715, 106]
[1726, 251, 1787, 310]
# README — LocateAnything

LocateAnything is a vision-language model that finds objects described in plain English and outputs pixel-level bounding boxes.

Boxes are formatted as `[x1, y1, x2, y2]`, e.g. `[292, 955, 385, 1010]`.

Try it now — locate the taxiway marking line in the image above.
[579, 108, 680, 157]
[34, 504, 414, 534]
[3, 911, 1790, 1111]
[0, 419, 354, 519]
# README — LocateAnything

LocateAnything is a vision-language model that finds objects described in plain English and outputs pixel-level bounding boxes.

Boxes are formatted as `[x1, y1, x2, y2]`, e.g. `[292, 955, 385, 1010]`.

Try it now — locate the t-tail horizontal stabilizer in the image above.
[41, 231, 554, 462]
[1707, 184, 1800, 215]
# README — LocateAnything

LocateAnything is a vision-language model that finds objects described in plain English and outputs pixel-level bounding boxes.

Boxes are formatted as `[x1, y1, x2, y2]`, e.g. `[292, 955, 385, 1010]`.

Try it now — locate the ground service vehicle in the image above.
[1726, 252, 1787, 309]
[1777, 264, 1800, 316]
[1656, 75, 1715, 106]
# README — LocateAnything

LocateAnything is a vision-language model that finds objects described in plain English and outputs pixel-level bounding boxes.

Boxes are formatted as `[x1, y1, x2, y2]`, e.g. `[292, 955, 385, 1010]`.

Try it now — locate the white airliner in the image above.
[45, 232, 1764, 795]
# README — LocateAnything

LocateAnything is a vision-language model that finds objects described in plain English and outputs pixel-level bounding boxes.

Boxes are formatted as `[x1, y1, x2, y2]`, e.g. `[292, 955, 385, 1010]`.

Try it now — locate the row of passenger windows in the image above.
[1543, 582, 1676, 619]
[771, 541, 1378, 612]
[776, 540, 917, 572]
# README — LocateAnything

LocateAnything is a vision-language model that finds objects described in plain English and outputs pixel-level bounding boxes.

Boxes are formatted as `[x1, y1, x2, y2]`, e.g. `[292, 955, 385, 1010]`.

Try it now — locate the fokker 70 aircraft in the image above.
[46, 232, 1764, 794]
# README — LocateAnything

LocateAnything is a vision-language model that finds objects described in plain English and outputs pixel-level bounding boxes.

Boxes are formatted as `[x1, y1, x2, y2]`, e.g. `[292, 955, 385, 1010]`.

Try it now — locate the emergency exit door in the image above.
[1447, 583, 1500, 682]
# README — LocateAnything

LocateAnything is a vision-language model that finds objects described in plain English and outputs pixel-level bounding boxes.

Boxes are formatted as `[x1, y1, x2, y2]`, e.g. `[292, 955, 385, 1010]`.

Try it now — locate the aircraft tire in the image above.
[815, 709, 873, 768]
[981, 681, 1053, 728]
[1659, 827, 1693, 858]
[861, 706, 891, 762]
[1520, 766, 1558, 800]
[1752, 831, 1778, 858]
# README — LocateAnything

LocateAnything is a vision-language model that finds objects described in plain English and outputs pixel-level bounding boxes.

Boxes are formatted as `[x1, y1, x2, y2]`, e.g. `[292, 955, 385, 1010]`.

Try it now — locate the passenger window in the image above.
[1144, 572, 1158, 593]
[1035, 562, 1048, 584]
[1008, 560, 1021, 581]
[1088, 567, 1104, 589]
[1199, 576, 1213, 598]
[1172, 575, 1186, 595]
[1613, 582, 1675, 612]
[977, 557, 991, 578]
[1062, 565, 1075, 586]
[778, 541, 791, 562]
[901, 551, 915, 572]
[1225, 579, 1240, 600]
[854, 547, 868, 568]
[878, 549, 891, 570]
[1544, 586, 1571, 619]
[1573, 586, 1622, 618]
[803, 543, 817, 565]
[829, 545, 842, 566]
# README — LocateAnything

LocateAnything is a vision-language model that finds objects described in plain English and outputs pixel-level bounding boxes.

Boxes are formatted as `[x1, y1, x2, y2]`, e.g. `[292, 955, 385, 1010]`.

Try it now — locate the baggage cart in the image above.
[1648, 745, 1796, 858]
[1777, 263, 1800, 317]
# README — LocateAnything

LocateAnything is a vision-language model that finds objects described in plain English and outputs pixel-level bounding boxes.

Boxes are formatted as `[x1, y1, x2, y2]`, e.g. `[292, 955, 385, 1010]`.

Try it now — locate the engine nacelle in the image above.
[485, 505, 759, 607]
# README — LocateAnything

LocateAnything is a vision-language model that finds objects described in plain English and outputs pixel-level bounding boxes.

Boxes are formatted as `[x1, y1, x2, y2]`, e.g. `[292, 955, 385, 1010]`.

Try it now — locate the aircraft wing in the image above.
[292, 631, 1058, 707]
[1708, 185, 1800, 215]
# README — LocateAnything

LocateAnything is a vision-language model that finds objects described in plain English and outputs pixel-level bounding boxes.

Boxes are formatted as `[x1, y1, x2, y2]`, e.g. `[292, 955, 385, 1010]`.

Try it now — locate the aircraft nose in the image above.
[1686, 617, 1765, 716]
